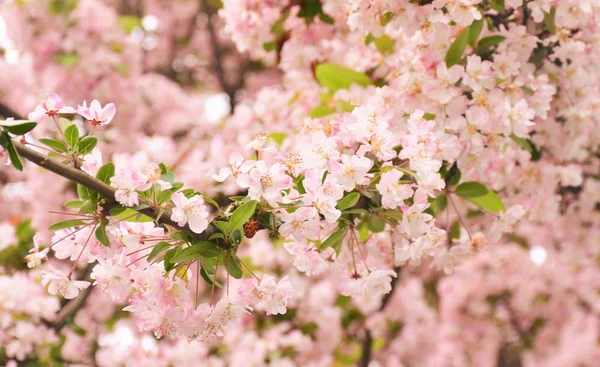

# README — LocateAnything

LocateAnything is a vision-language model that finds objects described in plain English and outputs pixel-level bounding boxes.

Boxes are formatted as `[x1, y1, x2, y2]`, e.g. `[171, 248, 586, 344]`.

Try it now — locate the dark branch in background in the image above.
[202, 0, 248, 110]
[53, 263, 95, 332]
[359, 266, 402, 367]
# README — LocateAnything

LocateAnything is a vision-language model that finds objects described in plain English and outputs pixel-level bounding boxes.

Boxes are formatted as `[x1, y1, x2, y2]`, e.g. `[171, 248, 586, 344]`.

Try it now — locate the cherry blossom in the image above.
[27, 93, 76, 122]
[170, 193, 210, 234]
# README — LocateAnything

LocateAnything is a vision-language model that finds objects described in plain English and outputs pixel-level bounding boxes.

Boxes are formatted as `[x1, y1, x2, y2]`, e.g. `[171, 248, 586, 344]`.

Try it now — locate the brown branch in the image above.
[12, 141, 217, 240]
[0, 99, 216, 240]
[203, 0, 247, 110]
[359, 266, 402, 367]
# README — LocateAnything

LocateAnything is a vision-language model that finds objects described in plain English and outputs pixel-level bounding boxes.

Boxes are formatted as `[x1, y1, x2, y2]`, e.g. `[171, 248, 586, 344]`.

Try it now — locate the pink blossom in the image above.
[41, 269, 90, 299]
[376, 170, 414, 209]
[170, 193, 209, 234]
[27, 93, 76, 122]
[237, 161, 292, 205]
[77, 100, 116, 126]
[110, 169, 151, 207]
[212, 152, 255, 182]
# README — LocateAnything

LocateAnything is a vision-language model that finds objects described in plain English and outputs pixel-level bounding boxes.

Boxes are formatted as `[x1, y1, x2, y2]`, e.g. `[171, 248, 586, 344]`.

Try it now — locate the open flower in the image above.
[171, 193, 209, 234]
[28, 93, 76, 122]
[77, 100, 116, 126]
[41, 268, 90, 299]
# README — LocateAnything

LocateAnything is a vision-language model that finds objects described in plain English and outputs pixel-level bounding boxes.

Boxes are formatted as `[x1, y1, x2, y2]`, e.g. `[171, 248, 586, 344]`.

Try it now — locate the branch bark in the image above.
[358, 266, 401, 367]
[12, 141, 217, 241]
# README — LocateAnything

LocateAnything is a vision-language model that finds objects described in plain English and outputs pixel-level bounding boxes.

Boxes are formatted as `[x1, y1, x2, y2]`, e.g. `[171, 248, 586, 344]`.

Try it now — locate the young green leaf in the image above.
[468, 189, 505, 213]
[367, 215, 386, 233]
[191, 240, 222, 258]
[96, 163, 115, 184]
[39, 138, 68, 153]
[477, 35, 506, 50]
[468, 18, 484, 47]
[64, 124, 79, 148]
[147, 241, 170, 262]
[455, 182, 488, 197]
[3, 136, 23, 171]
[49, 220, 86, 231]
[95, 220, 111, 246]
[213, 221, 233, 236]
[445, 27, 470, 67]
[230, 200, 257, 233]
[338, 192, 361, 210]
[315, 63, 373, 92]
[0, 119, 37, 135]
[78, 136, 98, 155]
[318, 225, 347, 254]
[163, 248, 178, 272]
[170, 245, 204, 263]
[223, 255, 244, 279]
[64, 200, 84, 208]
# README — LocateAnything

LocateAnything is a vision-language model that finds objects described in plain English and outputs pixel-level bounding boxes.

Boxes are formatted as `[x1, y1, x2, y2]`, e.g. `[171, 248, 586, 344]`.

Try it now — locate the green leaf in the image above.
[543, 8, 556, 34]
[163, 248, 178, 272]
[445, 27, 470, 67]
[157, 190, 172, 205]
[1, 135, 22, 171]
[366, 33, 395, 53]
[78, 199, 98, 214]
[95, 220, 110, 246]
[510, 134, 533, 152]
[77, 184, 94, 200]
[78, 136, 97, 155]
[315, 63, 373, 92]
[53, 52, 79, 67]
[456, 182, 505, 213]
[64, 124, 79, 148]
[367, 215, 386, 233]
[64, 200, 84, 208]
[213, 221, 233, 236]
[96, 163, 115, 184]
[477, 35, 506, 50]
[468, 18, 484, 47]
[490, 0, 504, 12]
[318, 225, 347, 255]
[468, 190, 505, 213]
[170, 231, 190, 242]
[229, 200, 257, 233]
[0, 119, 37, 135]
[170, 245, 204, 263]
[39, 138, 68, 153]
[443, 163, 462, 186]
[109, 207, 153, 222]
[423, 113, 436, 121]
[48, 0, 78, 15]
[223, 255, 243, 279]
[192, 240, 222, 258]
[308, 104, 335, 118]
[429, 194, 447, 215]
[203, 195, 220, 209]
[118, 15, 142, 33]
[338, 192, 361, 210]
[49, 220, 86, 231]
[449, 221, 461, 240]
[200, 267, 222, 287]
[456, 182, 488, 197]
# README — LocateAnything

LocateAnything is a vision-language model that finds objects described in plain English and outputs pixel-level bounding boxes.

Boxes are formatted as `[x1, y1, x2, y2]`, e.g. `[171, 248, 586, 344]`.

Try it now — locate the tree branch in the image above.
[203, 0, 247, 110]
[12, 141, 216, 240]
[359, 266, 401, 367]
[0, 100, 216, 241]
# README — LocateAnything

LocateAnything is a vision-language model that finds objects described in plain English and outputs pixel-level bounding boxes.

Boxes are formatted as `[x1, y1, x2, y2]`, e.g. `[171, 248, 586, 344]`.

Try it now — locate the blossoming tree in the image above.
[0, 0, 599, 366]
